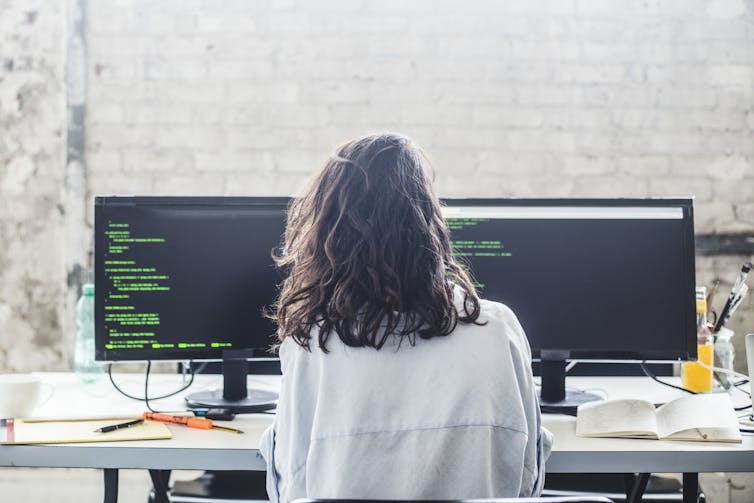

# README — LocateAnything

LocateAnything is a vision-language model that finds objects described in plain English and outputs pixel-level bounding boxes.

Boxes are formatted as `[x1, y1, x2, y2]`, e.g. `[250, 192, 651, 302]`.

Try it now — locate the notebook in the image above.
[576, 393, 741, 443]
[0, 418, 172, 444]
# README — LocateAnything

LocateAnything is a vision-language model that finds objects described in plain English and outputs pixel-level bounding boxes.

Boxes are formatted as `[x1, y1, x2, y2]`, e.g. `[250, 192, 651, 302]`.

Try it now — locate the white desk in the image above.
[1, 373, 752, 502]
[545, 376, 754, 474]
[0, 373, 274, 472]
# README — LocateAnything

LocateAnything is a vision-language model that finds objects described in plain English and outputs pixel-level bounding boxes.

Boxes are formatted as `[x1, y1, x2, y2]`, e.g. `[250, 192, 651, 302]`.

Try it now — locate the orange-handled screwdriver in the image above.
[142, 412, 243, 434]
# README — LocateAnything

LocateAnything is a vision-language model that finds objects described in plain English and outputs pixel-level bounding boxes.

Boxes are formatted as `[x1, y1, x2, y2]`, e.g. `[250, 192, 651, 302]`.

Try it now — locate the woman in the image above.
[261, 132, 552, 502]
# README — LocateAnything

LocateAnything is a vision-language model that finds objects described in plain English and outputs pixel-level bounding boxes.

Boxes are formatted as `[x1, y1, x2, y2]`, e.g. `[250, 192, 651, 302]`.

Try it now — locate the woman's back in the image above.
[262, 297, 551, 502]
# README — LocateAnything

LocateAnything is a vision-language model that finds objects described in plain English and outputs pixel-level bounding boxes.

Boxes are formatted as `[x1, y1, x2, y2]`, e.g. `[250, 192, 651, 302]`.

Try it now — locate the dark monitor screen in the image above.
[442, 198, 697, 362]
[94, 196, 289, 362]
[95, 196, 696, 366]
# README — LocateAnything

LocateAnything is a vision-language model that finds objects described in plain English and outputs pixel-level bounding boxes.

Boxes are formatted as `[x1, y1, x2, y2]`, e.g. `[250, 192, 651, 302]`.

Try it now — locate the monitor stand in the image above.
[539, 350, 601, 414]
[185, 350, 278, 413]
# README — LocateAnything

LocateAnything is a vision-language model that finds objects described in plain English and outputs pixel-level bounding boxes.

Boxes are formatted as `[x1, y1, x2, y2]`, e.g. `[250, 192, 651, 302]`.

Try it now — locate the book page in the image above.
[665, 426, 742, 443]
[576, 399, 658, 438]
[656, 393, 741, 442]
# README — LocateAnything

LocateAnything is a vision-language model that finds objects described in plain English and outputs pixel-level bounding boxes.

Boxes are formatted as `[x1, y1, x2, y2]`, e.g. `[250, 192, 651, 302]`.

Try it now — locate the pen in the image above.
[94, 418, 143, 433]
[724, 284, 748, 324]
[713, 261, 751, 332]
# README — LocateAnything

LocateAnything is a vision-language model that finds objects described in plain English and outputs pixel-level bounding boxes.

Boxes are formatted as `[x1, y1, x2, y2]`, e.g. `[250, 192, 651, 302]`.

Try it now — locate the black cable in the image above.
[107, 362, 195, 403]
[732, 379, 752, 411]
[639, 362, 753, 412]
[733, 379, 751, 398]
[145, 360, 157, 412]
[639, 361, 697, 395]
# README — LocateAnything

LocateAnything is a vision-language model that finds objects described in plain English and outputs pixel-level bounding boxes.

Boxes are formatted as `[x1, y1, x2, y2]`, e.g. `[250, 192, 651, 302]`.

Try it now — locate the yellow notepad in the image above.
[0, 418, 172, 444]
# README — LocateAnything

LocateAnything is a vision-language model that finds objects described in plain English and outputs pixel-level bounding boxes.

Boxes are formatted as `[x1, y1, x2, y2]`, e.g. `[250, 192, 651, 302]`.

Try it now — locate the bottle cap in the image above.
[695, 286, 707, 300]
[82, 284, 94, 296]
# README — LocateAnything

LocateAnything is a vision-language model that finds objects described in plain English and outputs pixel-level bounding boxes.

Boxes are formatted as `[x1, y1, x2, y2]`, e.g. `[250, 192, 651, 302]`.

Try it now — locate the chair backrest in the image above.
[293, 497, 614, 503]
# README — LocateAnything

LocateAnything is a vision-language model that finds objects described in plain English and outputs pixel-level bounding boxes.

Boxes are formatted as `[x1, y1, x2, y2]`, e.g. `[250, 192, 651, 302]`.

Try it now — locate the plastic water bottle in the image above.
[714, 327, 736, 389]
[74, 283, 103, 383]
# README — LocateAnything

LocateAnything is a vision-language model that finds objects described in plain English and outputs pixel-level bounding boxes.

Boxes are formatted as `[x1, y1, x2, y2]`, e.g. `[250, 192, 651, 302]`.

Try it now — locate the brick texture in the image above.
[0, 0, 66, 371]
[0, 0, 753, 373]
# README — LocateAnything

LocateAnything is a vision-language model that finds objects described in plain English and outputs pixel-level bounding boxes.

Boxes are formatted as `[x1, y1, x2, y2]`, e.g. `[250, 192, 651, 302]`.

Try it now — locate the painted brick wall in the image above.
[0, 0, 66, 371]
[83, 0, 754, 371]
[1, 0, 753, 372]
[85, 0, 753, 233]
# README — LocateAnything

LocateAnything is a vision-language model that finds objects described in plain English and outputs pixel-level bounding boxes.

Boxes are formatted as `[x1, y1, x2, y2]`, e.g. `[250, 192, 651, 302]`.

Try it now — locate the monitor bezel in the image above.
[93, 195, 291, 362]
[441, 197, 697, 362]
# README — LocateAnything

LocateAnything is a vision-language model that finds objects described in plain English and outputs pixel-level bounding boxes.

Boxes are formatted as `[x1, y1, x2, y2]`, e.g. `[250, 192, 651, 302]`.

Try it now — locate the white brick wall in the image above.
[83, 0, 752, 228]
[1, 0, 753, 374]
[0, 0, 66, 371]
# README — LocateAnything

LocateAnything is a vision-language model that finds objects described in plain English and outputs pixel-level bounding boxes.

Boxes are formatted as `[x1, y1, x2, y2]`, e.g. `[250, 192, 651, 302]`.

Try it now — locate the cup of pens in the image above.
[712, 261, 750, 335]
[709, 261, 751, 389]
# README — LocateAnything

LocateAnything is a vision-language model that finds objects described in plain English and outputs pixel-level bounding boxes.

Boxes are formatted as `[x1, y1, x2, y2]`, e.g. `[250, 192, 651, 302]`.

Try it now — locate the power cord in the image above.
[639, 361, 697, 394]
[108, 361, 196, 412]
[733, 379, 751, 398]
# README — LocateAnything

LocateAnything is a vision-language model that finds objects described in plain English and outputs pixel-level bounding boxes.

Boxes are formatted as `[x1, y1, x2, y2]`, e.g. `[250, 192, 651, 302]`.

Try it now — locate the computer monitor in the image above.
[442, 198, 697, 409]
[94, 196, 290, 412]
[95, 196, 697, 412]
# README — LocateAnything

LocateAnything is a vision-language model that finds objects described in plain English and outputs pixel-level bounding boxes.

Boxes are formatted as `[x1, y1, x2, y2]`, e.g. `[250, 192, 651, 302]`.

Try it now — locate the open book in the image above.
[576, 393, 742, 443]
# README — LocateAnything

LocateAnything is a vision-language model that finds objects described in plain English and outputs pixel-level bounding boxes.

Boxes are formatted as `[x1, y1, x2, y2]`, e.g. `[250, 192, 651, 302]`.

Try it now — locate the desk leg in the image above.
[103, 468, 119, 503]
[683, 472, 699, 503]
[626, 473, 650, 503]
[149, 469, 171, 503]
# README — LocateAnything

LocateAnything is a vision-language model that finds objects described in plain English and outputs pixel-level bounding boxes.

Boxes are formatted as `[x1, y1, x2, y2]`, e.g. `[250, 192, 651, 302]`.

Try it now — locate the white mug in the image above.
[0, 374, 54, 419]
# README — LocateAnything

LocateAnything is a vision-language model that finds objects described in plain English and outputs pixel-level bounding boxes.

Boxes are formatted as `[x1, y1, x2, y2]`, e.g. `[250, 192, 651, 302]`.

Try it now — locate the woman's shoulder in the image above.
[477, 297, 518, 322]
[452, 284, 516, 323]
[470, 297, 531, 357]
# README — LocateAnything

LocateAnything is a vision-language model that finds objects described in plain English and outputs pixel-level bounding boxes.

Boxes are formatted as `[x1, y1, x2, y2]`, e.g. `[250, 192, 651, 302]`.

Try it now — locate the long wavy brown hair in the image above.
[272, 132, 481, 351]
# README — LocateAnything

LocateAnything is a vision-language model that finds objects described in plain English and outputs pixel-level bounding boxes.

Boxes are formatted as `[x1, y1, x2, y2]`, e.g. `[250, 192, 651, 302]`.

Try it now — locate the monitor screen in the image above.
[94, 196, 289, 362]
[94, 195, 695, 409]
[96, 196, 696, 364]
[442, 198, 697, 362]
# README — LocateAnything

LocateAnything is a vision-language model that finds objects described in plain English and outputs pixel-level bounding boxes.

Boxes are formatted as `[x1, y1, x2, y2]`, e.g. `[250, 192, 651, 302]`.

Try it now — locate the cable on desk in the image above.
[639, 361, 697, 395]
[108, 361, 196, 407]
[640, 362, 753, 413]
[733, 379, 751, 397]
[144, 361, 157, 412]
[730, 379, 752, 412]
